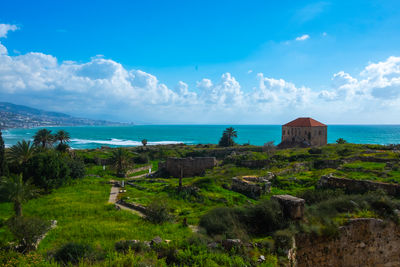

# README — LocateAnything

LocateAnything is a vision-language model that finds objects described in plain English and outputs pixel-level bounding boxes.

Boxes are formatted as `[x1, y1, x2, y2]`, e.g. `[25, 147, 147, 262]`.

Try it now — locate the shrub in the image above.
[7, 216, 50, 252]
[54, 243, 94, 265]
[134, 154, 149, 164]
[337, 148, 352, 156]
[24, 150, 70, 190]
[336, 138, 347, 144]
[273, 229, 293, 255]
[145, 199, 174, 224]
[200, 199, 287, 238]
[238, 199, 286, 235]
[55, 143, 70, 152]
[66, 156, 86, 179]
[297, 189, 344, 205]
[115, 240, 149, 253]
[199, 207, 241, 237]
[308, 147, 322, 154]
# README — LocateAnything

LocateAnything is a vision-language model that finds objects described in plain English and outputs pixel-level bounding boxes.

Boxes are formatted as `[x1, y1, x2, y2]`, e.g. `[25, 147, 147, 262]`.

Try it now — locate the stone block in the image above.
[271, 194, 305, 219]
[231, 176, 271, 199]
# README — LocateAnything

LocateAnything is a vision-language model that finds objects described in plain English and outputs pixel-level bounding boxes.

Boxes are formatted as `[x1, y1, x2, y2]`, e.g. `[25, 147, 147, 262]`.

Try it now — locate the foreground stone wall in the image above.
[318, 174, 400, 196]
[159, 157, 217, 177]
[292, 218, 400, 267]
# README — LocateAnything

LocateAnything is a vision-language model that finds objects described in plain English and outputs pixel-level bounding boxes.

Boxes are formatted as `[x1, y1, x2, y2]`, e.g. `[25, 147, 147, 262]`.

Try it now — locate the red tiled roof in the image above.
[283, 117, 326, 127]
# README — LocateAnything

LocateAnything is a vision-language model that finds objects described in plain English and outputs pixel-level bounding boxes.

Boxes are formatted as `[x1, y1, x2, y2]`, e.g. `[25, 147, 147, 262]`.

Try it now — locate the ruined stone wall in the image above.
[231, 177, 271, 199]
[282, 126, 327, 146]
[292, 218, 400, 267]
[160, 157, 217, 177]
[318, 174, 400, 196]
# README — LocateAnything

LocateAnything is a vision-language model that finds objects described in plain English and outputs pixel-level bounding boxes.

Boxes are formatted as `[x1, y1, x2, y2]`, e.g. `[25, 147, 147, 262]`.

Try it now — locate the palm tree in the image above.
[0, 174, 39, 216]
[33, 129, 54, 148]
[224, 127, 237, 141]
[141, 139, 148, 147]
[54, 130, 70, 145]
[218, 127, 238, 147]
[111, 148, 132, 177]
[8, 140, 35, 166]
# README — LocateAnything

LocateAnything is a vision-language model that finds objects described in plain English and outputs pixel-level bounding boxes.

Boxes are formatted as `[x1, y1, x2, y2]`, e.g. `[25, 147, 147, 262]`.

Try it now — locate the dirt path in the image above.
[108, 181, 119, 204]
[108, 180, 145, 217]
[129, 171, 156, 179]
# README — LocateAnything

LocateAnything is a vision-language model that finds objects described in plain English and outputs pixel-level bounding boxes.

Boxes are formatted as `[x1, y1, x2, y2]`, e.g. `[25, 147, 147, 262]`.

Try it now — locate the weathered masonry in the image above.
[291, 218, 400, 267]
[158, 157, 217, 177]
[281, 117, 327, 147]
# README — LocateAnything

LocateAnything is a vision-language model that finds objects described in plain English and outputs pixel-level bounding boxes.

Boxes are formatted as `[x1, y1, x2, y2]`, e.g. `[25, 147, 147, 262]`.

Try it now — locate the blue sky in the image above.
[1, 0, 400, 124]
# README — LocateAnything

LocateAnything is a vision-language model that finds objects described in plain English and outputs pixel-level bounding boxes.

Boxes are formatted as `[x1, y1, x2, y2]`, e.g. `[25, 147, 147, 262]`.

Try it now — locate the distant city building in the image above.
[280, 117, 327, 147]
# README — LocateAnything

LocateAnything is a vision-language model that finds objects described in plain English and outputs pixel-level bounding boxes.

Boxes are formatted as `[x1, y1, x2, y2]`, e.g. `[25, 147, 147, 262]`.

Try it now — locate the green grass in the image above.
[341, 161, 386, 171]
[0, 176, 192, 253]
[2, 143, 400, 266]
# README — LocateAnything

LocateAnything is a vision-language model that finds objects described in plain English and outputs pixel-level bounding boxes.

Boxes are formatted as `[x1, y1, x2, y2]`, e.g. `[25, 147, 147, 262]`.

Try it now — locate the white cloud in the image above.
[0, 24, 18, 38]
[1, 34, 400, 123]
[295, 34, 310, 41]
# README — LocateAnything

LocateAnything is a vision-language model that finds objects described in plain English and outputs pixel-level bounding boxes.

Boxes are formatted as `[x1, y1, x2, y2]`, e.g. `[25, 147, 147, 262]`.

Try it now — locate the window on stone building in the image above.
[283, 130, 285, 135]
[319, 130, 321, 135]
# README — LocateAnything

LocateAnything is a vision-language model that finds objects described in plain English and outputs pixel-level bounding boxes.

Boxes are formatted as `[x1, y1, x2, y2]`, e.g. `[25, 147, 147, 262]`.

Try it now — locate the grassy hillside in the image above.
[1, 143, 400, 266]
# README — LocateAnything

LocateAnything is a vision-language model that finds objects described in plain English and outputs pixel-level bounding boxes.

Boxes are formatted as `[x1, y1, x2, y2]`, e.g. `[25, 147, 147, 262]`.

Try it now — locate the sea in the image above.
[2, 125, 400, 149]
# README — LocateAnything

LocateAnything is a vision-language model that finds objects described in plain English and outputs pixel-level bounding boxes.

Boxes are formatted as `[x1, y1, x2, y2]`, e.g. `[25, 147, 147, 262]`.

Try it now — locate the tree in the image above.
[218, 127, 238, 147]
[141, 139, 148, 147]
[33, 129, 54, 148]
[111, 148, 132, 177]
[8, 140, 35, 166]
[336, 138, 347, 144]
[0, 174, 39, 217]
[7, 216, 50, 252]
[263, 141, 275, 156]
[0, 130, 7, 177]
[24, 150, 70, 190]
[54, 130, 70, 145]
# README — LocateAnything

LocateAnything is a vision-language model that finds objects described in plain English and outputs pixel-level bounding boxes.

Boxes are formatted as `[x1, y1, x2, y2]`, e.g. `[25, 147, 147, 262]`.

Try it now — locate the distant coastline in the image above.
[3, 124, 400, 149]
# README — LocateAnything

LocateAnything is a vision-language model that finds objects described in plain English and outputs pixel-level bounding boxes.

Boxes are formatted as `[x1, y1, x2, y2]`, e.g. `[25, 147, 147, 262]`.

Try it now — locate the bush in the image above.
[115, 240, 149, 253]
[56, 143, 70, 152]
[199, 207, 242, 237]
[238, 199, 286, 235]
[54, 243, 95, 265]
[200, 199, 287, 238]
[308, 147, 322, 154]
[134, 154, 149, 164]
[273, 229, 293, 255]
[336, 138, 347, 144]
[145, 199, 174, 224]
[7, 216, 50, 252]
[66, 156, 86, 179]
[24, 150, 70, 190]
[297, 189, 344, 205]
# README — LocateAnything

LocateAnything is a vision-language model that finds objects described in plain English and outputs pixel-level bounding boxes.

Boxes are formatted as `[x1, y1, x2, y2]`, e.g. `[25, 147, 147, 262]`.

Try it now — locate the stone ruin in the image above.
[231, 174, 273, 199]
[271, 194, 305, 219]
[318, 174, 400, 196]
[158, 157, 217, 177]
[291, 218, 400, 267]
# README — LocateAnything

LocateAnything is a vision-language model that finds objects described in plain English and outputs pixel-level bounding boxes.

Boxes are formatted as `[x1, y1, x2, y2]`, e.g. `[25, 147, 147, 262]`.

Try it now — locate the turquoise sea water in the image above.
[3, 125, 400, 149]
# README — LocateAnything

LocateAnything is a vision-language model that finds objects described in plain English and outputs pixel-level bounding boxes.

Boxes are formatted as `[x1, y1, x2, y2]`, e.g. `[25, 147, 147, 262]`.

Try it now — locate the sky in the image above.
[1, 0, 400, 124]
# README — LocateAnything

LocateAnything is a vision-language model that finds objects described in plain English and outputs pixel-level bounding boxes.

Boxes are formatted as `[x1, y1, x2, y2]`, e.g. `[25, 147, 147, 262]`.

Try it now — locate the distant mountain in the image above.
[0, 102, 128, 129]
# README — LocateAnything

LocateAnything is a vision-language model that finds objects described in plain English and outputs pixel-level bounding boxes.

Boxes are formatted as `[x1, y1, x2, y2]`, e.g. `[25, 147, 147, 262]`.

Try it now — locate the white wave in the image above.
[70, 138, 185, 146]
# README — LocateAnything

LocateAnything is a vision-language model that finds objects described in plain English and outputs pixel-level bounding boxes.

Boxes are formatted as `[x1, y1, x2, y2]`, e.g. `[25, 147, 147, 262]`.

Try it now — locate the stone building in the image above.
[158, 157, 217, 177]
[281, 117, 327, 147]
